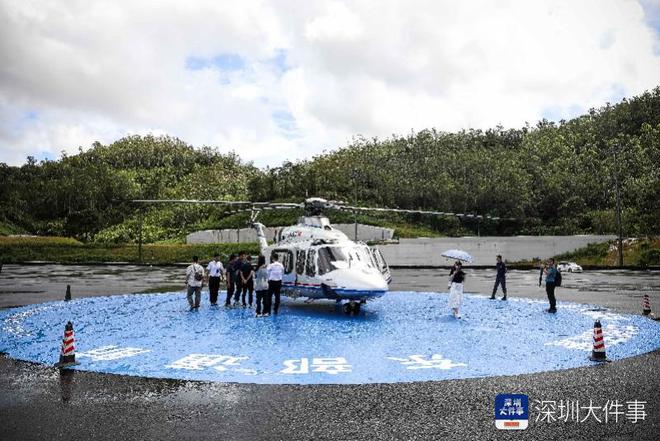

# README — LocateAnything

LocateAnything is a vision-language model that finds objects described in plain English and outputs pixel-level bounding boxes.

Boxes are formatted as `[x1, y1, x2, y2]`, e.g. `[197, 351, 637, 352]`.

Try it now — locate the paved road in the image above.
[1, 265, 658, 440]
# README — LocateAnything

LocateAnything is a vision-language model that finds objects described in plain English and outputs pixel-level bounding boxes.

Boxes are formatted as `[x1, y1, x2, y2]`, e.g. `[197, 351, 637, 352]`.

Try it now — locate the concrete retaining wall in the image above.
[185, 224, 394, 244]
[332, 224, 395, 241]
[375, 235, 616, 266]
[186, 228, 278, 244]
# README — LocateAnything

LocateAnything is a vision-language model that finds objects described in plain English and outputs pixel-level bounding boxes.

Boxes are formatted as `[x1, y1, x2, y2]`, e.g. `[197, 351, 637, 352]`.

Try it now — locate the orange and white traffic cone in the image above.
[589, 320, 609, 362]
[54, 321, 80, 368]
[642, 294, 651, 316]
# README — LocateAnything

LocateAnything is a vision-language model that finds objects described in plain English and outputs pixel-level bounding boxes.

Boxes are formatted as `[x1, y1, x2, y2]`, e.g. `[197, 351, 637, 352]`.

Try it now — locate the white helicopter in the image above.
[134, 197, 507, 314]
[251, 197, 392, 315]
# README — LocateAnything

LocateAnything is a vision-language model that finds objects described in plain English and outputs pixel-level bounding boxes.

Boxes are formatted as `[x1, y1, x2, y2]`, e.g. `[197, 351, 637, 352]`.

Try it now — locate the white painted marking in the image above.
[387, 354, 467, 370]
[78, 345, 151, 361]
[280, 357, 352, 374]
[166, 353, 253, 374]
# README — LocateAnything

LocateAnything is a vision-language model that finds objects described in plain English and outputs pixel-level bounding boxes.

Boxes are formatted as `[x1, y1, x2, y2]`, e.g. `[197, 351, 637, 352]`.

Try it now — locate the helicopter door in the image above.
[271, 249, 296, 286]
[302, 248, 320, 296]
[305, 249, 317, 277]
[371, 248, 392, 284]
[296, 249, 306, 275]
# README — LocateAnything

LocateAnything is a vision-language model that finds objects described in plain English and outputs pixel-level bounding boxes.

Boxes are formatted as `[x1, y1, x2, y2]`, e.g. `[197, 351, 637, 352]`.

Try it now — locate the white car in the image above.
[557, 261, 583, 273]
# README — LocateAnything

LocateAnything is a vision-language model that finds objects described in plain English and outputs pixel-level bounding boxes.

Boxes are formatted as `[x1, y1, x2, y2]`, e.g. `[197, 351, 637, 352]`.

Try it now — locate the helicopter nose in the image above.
[331, 268, 388, 291]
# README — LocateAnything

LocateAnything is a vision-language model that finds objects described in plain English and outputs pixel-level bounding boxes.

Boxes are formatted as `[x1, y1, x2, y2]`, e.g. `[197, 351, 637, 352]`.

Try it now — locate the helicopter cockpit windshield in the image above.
[317, 246, 349, 275]
[317, 245, 377, 275]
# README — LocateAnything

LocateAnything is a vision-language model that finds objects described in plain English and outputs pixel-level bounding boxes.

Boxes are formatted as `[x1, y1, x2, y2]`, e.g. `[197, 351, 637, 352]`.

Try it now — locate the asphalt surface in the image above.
[1, 265, 659, 440]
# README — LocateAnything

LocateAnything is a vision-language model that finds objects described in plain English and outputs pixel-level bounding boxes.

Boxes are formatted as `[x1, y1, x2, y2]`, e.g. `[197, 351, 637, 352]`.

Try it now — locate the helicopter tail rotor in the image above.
[248, 209, 261, 226]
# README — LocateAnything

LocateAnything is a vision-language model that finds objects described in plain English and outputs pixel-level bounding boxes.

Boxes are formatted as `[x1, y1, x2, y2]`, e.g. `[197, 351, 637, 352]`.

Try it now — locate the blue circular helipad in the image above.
[1, 292, 659, 384]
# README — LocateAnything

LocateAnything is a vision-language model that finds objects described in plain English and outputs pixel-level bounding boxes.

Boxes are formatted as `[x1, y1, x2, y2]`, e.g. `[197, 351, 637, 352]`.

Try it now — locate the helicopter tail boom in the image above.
[251, 222, 269, 251]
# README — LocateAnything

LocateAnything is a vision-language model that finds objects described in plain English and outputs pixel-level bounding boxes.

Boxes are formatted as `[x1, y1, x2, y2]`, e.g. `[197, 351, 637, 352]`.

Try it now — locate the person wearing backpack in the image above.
[185, 255, 205, 311]
[540, 257, 558, 313]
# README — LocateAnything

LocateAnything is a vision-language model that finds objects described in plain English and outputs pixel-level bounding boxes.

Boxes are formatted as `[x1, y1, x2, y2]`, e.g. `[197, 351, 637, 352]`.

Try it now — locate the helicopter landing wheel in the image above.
[342, 301, 360, 315]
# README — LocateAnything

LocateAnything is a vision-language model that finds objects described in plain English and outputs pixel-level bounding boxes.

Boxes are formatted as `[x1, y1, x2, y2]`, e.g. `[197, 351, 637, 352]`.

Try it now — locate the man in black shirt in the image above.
[224, 254, 237, 307]
[490, 254, 507, 300]
[239, 255, 255, 307]
[233, 251, 246, 305]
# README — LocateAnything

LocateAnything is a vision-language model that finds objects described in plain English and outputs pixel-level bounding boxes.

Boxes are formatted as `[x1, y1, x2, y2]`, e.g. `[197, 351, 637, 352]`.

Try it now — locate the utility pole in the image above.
[352, 169, 359, 242]
[138, 208, 143, 263]
[613, 149, 623, 267]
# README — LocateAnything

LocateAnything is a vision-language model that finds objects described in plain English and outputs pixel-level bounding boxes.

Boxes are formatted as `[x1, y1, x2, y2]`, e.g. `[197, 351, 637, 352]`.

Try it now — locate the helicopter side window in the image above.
[359, 247, 376, 268]
[296, 249, 306, 275]
[371, 248, 389, 273]
[317, 246, 349, 275]
[306, 249, 317, 277]
[271, 249, 294, 274]
[344, 247, 374, 269]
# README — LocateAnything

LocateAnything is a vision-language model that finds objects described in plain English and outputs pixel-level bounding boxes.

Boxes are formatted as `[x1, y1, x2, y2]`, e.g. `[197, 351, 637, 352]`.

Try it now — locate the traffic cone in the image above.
[589, 320, 609, 362]
[54, 321, 80, 368]
[642, 294, 651, 316]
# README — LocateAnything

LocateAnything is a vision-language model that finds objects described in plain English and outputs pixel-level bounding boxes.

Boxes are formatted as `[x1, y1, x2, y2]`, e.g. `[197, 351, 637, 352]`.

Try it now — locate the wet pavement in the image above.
[0, 264, 659, 440]
[1, 264, 659, 313]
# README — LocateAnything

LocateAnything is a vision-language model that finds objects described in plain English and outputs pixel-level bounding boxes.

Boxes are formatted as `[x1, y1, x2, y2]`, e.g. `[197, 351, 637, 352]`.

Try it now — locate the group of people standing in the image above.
[185, 252, 284, 317]
[188, 251, 562, 318]
[446, 254, 560, 318]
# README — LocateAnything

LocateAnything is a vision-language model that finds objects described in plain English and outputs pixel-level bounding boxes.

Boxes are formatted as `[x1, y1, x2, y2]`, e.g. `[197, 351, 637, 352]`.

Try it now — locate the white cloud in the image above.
[0, 0, 659, 166]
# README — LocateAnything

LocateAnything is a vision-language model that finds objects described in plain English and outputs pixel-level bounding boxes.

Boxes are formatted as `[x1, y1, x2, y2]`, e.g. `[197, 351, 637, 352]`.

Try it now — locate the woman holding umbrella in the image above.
[448, 261, 466, 319]
[442, 249, 472, 319]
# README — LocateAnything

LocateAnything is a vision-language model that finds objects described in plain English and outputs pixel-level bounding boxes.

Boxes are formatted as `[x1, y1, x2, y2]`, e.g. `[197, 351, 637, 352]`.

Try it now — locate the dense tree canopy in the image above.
[1, 88, 658, 242]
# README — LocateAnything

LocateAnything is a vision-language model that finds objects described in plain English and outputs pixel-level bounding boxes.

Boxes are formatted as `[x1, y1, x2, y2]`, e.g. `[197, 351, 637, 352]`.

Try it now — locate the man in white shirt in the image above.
[266, 254, 284, 315]
[206, 253, 225, 306]
[185, 256, 204, 310]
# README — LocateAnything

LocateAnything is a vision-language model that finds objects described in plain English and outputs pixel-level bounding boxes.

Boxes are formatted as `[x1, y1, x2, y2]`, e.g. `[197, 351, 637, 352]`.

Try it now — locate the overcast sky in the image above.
[1, 0, 659, 167]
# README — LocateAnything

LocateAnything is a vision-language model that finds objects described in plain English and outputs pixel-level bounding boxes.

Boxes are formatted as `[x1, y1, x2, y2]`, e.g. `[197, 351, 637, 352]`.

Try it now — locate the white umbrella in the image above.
[441, 249, 473, 263]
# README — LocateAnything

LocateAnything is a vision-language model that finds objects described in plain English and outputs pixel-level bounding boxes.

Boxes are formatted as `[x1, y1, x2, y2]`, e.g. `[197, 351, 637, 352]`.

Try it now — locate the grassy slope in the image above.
[0, 221, 24, 236]
[554, 238, 660, 267]
[0, 236, 259, 264]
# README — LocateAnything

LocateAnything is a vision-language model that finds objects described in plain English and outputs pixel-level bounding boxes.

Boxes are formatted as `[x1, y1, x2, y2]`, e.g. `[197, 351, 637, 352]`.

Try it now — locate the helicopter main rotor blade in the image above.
[131, 199, 304, 209]
[130, 199, 511, 220]
[332, 204, 514, 221]
[132, 199, 254, 205]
